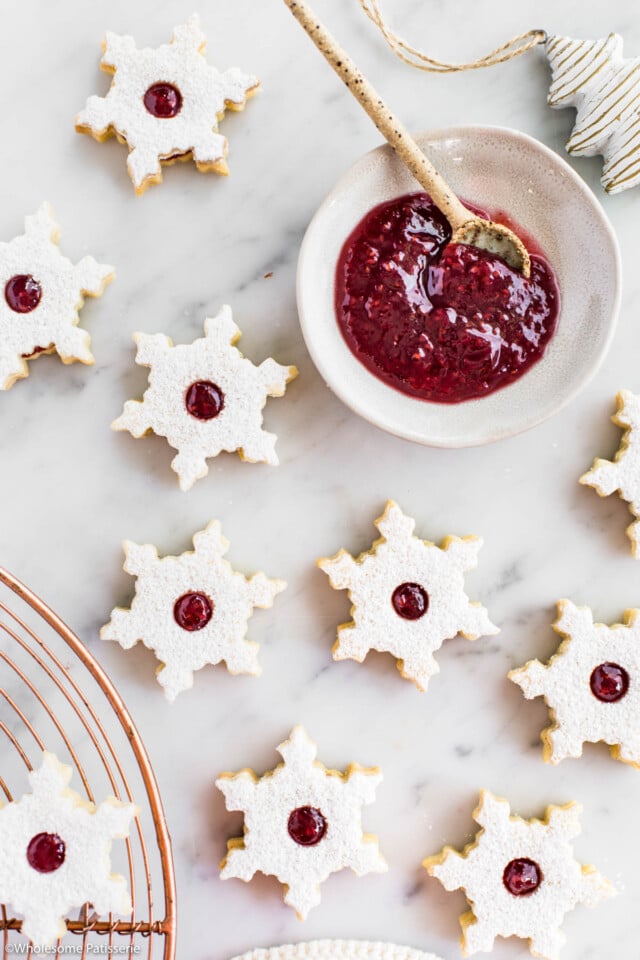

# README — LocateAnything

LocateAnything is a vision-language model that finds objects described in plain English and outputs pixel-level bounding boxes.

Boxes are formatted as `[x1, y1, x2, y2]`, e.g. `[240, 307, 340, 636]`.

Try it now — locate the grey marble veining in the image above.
[0, 0, 639, 958]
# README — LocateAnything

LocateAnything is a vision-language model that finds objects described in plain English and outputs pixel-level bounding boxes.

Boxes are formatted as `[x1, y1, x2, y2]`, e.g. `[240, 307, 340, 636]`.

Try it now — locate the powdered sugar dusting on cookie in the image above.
[112, 305, 297, 491]
[0, 203, 113, 389]
[216, 726, 387, 919]
[510, 599, 640, 767]
[75, 14, 259, 193]
[101, 520, 286, 701]
[0, 752, 135, 947]
[318, 500, 498, 691]
[581, 390, 640, 556]
[425, 791, 614, 960]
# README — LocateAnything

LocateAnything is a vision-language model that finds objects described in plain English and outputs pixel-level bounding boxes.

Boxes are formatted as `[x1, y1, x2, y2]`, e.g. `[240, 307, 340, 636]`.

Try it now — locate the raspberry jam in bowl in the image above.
[297, 127, 621, 446]
[336, 192, 560, 404]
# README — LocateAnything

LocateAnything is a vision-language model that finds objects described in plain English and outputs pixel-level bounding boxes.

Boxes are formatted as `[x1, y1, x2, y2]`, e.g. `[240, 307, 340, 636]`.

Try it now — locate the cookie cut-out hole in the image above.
[590, 662, 629, 703]
[5, 274, 42, 314]
[288, 806, 327, 846]
[143, 82, 183, 118]
[27, 833, 66, 874]
[391, 582, 429, 620]
[185, 380, 225, 421]
[173, 592, 213, 631]
[502, 858, 542, 896]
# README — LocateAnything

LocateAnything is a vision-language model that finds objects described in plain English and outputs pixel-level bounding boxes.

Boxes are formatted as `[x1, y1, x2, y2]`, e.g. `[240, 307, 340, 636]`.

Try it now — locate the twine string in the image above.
[358, 0, 546, 73]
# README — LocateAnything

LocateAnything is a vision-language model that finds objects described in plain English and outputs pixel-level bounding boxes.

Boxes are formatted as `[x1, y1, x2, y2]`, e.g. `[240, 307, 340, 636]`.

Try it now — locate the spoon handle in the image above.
[283, 0, 472, 230]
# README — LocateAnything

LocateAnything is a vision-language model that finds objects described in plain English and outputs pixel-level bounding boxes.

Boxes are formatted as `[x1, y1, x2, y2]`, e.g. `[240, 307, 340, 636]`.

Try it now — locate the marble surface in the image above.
[1, 0, 640, 958]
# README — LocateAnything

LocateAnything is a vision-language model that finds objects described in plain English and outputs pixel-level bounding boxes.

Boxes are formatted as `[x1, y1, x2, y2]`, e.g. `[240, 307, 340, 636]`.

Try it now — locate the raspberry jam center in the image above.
[392, 582, 429, 620]
[173, 592, 213, 631]
[143, 82, 183, 118]
[5, 274, 42, 313]
[26, 833, 66, 874]
[185, 381, 225, 421]
[503, 858, 542, 896]
[590, 662, 629, 703]
[287, 806, 327, 846]
[335, 192, 560, 404]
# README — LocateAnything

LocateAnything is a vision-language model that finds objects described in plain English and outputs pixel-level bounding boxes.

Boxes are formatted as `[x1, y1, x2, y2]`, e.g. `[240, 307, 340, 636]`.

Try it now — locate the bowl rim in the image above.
[296, 123, 623, 447]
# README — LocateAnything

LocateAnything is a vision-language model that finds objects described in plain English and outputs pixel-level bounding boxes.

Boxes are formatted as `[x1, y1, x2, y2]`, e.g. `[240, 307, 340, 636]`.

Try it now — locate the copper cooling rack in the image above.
[0, 567, 177, 958]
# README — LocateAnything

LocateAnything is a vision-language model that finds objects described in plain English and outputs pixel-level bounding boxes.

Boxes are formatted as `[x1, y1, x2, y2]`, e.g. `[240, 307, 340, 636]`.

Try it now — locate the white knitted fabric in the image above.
[76, 14, 259, 193]
[112, 305, 298, 490]
[510, 599, 640, 766]
[318, 501, 498, 690]
[0, 753, 136, 947]
[229, 942, 444, 960]
[581, 390, 640, 556]
[101, 520, 285, 701]
[216, 726, 387, 919]
[425, 791, 614, 960]
[0, 203, 113, 389]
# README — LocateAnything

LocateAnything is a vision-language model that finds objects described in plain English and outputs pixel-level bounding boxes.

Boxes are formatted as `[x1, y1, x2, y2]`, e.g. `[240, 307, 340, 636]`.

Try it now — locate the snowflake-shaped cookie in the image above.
[113, 306, 297, 491]
[76, 15, 259, 194]
[216, 726, 387, 919]
[318, 501, 498, 691]
[100, 520, 285, 701]
[424, 791, 614, 960]
[0, 203, 113, 389]
[0, 752, 136, 947]
[510, 600, 640, 767]
[580, 390, 640, 556]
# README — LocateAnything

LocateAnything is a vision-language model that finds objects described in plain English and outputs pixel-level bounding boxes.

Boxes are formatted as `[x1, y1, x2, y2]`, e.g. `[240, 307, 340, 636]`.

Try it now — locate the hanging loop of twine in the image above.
[358, 0, 547, 73]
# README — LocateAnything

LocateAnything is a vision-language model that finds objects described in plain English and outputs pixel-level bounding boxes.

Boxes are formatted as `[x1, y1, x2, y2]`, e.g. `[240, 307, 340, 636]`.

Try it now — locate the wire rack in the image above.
[0, 567, 177, 958]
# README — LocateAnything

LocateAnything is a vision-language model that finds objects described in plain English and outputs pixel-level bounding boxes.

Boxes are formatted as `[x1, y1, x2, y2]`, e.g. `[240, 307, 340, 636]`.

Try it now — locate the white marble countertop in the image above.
[2, 0, 640, 958]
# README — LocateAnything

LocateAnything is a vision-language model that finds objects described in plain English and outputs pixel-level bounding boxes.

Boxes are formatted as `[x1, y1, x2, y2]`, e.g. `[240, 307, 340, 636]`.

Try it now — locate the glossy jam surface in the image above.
[173, 592, 213, 631]
[590, 662, 630, 703]
[335, 193, 560, 403]
[503, 858, 542, 897]
[5, 274, 42, 314]
[27, 833, 66, 874]
[143, 82, 183, 118]
[392, 582, 429, 620]
[287, 806, 327, 846]
[185, 381, 225, 421]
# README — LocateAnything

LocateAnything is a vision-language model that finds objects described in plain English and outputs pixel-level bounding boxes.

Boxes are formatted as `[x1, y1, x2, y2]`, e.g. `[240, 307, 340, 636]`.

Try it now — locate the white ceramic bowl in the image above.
[297, 126, 622, 446]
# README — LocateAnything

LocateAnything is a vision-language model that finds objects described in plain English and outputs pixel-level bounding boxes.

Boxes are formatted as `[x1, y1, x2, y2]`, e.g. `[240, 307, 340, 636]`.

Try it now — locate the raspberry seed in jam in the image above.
[590, 662, 630, 703]
[288, 806, 327, 846]
[503, 858, 542, 897]
[173, 592, 213, 631]
[392, 582, 429, 620]
[26, 833, 66, 874]
[185, 380, 225, 421]
[5, 274, 42, 313]
[143, 82, 183, 118]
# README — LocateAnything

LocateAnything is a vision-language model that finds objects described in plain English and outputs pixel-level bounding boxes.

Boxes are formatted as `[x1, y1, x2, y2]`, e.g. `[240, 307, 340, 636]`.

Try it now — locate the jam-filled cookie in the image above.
[112, 306, 297, 490]
[511, 599, 640, 767]
[425, 790, 614, 960]
[216, 726, 387, 918]
[318, 500, 498, 690]
[76, 15, 259, 194]
[581, 389, 640, 557]
[101, 520, 286, 700]
[0, 203, 113, 389]
[0, 753, 136, 947]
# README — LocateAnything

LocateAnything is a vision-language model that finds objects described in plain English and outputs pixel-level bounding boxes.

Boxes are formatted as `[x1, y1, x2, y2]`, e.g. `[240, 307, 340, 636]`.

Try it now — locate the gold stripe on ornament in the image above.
[548, 38, 610, 102]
